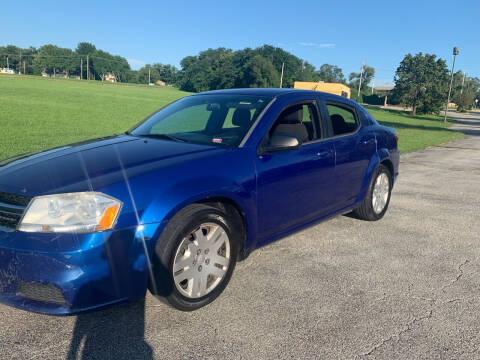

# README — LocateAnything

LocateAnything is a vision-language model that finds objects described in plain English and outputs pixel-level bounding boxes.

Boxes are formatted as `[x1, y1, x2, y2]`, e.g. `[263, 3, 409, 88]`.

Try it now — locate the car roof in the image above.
[193, 88, 358, 107]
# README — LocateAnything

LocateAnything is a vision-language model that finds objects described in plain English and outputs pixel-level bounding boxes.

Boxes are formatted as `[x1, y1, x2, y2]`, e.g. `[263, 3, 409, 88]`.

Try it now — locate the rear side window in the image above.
[326, 104, 359, 136]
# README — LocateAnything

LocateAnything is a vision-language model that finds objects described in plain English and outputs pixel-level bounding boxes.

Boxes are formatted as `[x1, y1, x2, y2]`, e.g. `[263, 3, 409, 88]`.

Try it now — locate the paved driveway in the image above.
[1, 112, 479, 360]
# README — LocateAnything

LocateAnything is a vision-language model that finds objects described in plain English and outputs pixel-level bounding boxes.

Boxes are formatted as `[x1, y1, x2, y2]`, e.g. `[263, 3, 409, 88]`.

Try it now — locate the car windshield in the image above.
[130, 94, 273, 147]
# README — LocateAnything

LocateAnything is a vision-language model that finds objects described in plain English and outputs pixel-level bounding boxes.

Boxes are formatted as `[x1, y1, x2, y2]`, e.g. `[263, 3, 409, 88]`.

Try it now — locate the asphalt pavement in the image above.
[1, 111, 479, 360]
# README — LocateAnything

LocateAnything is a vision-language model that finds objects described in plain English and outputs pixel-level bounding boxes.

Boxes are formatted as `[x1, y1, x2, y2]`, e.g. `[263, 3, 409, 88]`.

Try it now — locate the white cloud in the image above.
[127, 58, 147, 70]
[298, 42, 335, 48]
[373, 79, 395, 87]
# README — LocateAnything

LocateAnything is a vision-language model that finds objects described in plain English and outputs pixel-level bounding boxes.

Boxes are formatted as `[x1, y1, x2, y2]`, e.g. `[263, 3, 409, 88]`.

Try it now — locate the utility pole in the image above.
[80, 58, 83, 80]
[6, 56, 9, 69]
[23, 61, 25, 74]
[460, 71, 466, 94]
[86, 55, 89, 80]
[371, 78, 375, 94]
[148, 66, 151, 84]
[19, 50, 22, 74]
[357, 59, 365, 98]
[444, 47, 459, 124]
[279, 62, 284, 88]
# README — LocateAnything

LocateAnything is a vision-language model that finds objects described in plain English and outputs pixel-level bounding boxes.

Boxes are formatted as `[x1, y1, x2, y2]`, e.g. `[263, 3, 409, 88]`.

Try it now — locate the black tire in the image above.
[149, 204, 238, 311]
[353, 164, 392, 221]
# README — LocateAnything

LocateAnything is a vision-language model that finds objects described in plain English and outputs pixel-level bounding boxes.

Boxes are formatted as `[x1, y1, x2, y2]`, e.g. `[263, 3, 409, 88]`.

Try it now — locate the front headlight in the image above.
[18, 192, 122, 234]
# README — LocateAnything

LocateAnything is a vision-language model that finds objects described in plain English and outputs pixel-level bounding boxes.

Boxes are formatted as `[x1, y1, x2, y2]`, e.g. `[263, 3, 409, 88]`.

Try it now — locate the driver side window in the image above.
[269, 102, 320, 144]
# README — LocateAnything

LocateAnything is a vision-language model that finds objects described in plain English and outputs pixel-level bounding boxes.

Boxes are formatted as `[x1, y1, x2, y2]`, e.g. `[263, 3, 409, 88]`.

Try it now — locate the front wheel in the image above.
[149, 204, 238, 311]
[353, 164, 392, 221]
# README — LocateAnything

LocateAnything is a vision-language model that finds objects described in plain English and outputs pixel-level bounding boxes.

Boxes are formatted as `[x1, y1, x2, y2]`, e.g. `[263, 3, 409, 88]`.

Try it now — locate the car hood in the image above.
[0, 135, 225, 196]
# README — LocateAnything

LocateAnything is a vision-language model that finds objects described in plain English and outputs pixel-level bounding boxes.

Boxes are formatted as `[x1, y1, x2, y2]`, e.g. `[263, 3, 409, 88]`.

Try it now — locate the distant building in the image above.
[155, 80, 166, 86]
[294, 81, 351, 99]
[54, 72, 68, 78]
[373, 86, 394, 93]
[373, 86, 395, 106]
[103, 73, 116, 82]
[0, 68, 15, 74]
[41, 69, 81, 79]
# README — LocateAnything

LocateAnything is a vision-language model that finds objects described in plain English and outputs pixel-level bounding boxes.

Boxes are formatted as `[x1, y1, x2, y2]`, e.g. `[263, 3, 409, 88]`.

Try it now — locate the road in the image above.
[1, 111, 479, 360]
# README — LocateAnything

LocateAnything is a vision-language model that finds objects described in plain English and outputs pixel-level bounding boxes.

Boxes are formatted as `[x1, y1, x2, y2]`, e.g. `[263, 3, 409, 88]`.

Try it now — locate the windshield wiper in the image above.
[134, 133, 189, 143]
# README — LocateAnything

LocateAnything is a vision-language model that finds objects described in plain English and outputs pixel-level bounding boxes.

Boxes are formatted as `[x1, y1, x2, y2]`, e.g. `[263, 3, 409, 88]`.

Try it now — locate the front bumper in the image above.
[0, 223, 160, 315]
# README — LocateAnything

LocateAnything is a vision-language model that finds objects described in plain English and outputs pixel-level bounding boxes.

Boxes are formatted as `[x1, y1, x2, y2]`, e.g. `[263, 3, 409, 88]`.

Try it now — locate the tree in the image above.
[152, 63, 180, 84]
[456, 90, 476, 112]
[253, 45, 317, 86]
[75, 42, 96, 56]
[136, 65, 160, 84]
[179, 48, 238, 92]
[316, 64, 345, 83]
[83, 49, 131, 81]
[179, 44, 317, 92]
[33, 44, 78, 76]
[0, 45, 37, 74]
[240, 55, 279, 88]
[349, 65, 375, 91]
[454, 76, 480, 111]
[392, 53, 448, 115]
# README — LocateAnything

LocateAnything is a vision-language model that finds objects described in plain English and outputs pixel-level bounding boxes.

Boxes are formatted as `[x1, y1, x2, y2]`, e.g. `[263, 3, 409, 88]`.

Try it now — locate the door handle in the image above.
[315, 149, 333, 159]
[362, 138, 376, 146]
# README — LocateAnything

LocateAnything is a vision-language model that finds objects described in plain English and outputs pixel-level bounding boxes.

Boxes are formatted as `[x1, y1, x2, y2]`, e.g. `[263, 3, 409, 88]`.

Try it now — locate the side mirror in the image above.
[260, 133, 301, 154]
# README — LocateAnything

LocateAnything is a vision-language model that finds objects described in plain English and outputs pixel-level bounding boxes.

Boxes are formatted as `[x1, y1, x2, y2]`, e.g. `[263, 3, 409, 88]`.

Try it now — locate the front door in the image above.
[255, 101, 336, 241]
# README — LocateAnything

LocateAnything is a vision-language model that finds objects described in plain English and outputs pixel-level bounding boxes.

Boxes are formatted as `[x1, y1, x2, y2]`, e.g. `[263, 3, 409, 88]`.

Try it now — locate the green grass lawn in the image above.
[0, 75, 463, 158]
[365, 107, 463, 153]
[0, 75, 189, 159]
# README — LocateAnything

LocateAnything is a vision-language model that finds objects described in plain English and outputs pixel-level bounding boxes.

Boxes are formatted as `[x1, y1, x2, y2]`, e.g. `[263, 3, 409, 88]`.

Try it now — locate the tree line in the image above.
[1, 42, 478, 114]
[0, 42, 374, 91]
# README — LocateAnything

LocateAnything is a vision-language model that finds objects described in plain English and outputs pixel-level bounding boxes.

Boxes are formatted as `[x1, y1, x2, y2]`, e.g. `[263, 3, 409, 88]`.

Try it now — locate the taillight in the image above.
[394, 135, 399, 147]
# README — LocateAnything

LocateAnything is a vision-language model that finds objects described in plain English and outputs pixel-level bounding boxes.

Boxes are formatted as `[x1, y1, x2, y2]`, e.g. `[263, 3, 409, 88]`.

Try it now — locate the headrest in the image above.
[279, 105, 303, 124]
[330, 114, 345, 124]
[232, 108, 252, 129]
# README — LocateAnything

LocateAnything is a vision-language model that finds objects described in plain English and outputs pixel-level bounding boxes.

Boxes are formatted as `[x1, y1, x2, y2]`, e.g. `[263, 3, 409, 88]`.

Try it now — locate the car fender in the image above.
[376, 147, 397, 184]
[355, 146, 394, 204]
[140, 176, 256, 254]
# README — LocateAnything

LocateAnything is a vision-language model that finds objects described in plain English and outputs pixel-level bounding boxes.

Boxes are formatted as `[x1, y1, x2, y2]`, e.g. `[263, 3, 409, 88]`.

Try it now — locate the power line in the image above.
[0, 53, 130, 64]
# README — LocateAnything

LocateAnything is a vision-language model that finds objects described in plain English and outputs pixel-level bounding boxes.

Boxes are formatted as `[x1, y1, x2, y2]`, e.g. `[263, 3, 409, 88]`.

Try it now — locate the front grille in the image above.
[0, 191, 32, 230]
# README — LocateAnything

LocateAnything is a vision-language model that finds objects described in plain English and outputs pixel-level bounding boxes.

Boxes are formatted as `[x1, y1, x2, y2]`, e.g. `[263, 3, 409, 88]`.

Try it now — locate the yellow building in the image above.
[294, 81, 351, 99]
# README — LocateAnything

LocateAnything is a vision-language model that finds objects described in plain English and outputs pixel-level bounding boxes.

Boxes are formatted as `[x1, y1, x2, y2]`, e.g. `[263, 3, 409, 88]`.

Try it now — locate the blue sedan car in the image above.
[0, 88, 398, 314]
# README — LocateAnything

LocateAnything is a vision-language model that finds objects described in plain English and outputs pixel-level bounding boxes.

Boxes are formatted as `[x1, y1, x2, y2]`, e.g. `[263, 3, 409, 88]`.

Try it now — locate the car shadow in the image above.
[66, 299, 153, 360]
[342, 211, 359, 220]
[65, 226, 176, 360]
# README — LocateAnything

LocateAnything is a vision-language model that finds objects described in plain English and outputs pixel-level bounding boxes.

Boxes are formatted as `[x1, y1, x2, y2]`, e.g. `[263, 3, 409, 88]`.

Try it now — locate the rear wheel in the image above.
[149, 204, 238, 311]
[353, 164, 392, 221]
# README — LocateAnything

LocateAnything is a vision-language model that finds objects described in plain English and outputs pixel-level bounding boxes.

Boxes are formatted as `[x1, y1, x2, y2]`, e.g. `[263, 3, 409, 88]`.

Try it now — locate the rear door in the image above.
[255, 100, 336, 241]
[321, 101, 377, 208]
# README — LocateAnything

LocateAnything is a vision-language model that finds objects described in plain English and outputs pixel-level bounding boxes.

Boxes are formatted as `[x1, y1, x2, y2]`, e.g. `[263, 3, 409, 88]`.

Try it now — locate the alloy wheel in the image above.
[372, 172, 390, 214]
[172, 222, 231, 299]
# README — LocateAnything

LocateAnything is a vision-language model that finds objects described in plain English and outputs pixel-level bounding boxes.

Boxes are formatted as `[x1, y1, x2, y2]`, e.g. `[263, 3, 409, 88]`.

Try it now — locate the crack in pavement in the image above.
[441, 259, 469, 293]
[357, 310, 434, 358]
[356, 259, 473, 359]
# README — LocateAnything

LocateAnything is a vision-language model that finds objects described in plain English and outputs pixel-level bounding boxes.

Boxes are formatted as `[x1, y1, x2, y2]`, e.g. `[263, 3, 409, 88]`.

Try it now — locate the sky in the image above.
[1, 0, 479, 86]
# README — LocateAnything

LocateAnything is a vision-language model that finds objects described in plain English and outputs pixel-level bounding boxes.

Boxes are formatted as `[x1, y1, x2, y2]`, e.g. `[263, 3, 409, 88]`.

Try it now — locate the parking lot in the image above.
[1, 111, 479, 360]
